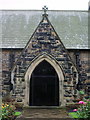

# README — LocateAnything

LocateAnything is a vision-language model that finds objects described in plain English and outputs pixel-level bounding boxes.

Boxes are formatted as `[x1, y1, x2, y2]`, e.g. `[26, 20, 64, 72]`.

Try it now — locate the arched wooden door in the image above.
[29, 60, 59, 106]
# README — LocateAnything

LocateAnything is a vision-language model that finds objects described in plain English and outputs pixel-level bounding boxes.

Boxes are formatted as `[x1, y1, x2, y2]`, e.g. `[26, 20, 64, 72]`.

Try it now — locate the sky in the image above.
[0, 0, 89, 10]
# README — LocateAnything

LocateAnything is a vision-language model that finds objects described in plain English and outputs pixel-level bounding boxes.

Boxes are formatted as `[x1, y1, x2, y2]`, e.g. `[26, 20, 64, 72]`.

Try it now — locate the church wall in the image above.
[2, 49, 22, 96]
[2, 49, 90, 97]
[68, 49, 90, 97]
[1, 10, 88, 106]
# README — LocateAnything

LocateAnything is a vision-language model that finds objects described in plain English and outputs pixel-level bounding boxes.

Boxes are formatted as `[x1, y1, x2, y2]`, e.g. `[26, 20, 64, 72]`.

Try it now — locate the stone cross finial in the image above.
[42, 6, 48, 14]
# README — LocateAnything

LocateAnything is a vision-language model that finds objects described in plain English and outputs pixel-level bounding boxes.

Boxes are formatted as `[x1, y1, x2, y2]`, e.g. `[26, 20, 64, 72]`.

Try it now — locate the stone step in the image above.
[16, 108, 71, 119]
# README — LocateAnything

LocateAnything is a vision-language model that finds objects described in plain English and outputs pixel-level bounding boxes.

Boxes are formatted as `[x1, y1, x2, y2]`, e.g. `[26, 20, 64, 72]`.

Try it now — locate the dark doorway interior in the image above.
[29, 60, 59, 106]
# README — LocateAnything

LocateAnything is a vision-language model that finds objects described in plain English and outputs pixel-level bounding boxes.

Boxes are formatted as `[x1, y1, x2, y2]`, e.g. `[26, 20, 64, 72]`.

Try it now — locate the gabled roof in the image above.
[0, 10, 88, 49]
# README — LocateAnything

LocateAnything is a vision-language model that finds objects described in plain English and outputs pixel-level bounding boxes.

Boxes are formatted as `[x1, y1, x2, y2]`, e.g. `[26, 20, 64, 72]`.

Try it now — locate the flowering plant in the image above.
[73, 109, 78, 112]
[77, 99, 90, 118]
[78, 101, 87, 104]
[1, 103, 21, 120]
[69, 99, 90, 119]
[2, 103, 16, 120]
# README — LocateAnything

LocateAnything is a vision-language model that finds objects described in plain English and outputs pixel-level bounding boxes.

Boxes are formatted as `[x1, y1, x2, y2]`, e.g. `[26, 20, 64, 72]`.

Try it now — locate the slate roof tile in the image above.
[0, 10, 88, 49]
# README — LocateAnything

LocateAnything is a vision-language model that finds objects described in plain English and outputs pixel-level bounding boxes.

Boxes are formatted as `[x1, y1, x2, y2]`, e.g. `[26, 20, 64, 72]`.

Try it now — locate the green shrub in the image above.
[1, 103, 21, 120]
[2, 103, 16, 120]
[69, 99, 90, 119]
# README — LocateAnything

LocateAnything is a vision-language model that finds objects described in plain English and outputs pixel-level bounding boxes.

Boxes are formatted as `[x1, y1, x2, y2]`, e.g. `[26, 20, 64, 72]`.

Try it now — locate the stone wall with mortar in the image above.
[1, 13, 90, 105]
[68, 49, 90, 97]
[2, 49, 90, 103]
[2, 49, 22, 96]
[10, 14, 79, 106]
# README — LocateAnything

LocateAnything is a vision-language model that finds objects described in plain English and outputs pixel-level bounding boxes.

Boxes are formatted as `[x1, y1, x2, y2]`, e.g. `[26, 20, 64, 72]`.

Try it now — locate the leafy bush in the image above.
[69, 99, 90, 119]
[69, 112, 79, 118]
[1, 103, 21, 120]
[2, 103, 15, 120]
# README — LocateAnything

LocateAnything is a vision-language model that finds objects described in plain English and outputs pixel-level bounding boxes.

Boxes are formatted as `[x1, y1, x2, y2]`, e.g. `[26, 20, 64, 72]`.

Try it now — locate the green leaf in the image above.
[79, 90, 84, 95]
[69, 112, 79, 118]
[14, 112, 21, 116]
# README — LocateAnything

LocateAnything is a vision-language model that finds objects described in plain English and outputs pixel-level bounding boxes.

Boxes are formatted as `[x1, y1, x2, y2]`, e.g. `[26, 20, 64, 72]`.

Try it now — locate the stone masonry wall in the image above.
[2, 49, 22, 96]
[2, 49, 90, 99]
[68, 49, 90, 97]
[10, 15, 79, 105]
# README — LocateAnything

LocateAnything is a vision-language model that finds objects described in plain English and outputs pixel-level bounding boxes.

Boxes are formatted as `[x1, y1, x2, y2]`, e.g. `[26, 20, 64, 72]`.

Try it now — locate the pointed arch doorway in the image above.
[29, 60, 59, 106]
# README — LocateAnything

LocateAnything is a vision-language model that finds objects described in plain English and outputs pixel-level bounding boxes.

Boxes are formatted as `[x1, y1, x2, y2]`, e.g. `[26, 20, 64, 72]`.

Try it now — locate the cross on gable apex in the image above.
[42, 6, 48, 15]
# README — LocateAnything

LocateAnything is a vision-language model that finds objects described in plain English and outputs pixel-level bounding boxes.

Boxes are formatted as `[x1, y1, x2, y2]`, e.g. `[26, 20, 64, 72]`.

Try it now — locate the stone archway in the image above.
[10, 11, 79, 106]
[24, 54, 64, 106]
[30, 60, 59, 106]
